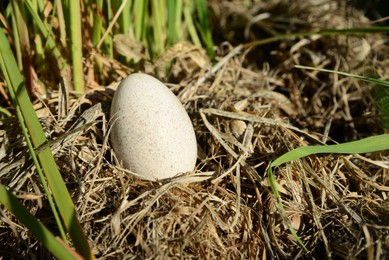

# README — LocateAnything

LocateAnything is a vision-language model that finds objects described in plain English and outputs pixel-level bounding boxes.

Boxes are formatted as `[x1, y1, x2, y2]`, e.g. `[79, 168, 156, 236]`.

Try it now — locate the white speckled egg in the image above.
[110, 73, 197, 181]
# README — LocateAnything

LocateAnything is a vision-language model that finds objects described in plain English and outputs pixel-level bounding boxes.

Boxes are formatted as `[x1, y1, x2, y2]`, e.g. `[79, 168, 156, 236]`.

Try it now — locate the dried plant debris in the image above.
[1, 0, 389, 259]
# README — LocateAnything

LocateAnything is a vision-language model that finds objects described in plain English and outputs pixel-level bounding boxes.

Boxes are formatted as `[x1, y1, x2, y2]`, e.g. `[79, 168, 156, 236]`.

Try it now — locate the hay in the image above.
[1, 0, 389, 259]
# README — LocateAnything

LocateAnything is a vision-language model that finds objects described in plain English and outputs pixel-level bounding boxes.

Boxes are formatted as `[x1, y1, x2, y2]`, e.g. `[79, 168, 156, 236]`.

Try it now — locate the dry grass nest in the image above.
[1, 0, 389, 259]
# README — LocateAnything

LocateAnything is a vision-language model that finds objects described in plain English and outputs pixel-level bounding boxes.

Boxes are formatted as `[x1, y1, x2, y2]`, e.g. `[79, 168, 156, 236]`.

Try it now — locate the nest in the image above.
[1, 0, 389, 259]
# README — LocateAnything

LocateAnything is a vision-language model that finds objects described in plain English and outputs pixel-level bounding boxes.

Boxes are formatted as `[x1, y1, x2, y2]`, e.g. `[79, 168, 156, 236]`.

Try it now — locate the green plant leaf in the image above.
[270, 134, 389, 168]
[0, 184, 81, 259]
[69, 0, 84, 93]
[243, 27, 389, 48]
[0, 26, 93, 260]
[294, 65, 389, 87]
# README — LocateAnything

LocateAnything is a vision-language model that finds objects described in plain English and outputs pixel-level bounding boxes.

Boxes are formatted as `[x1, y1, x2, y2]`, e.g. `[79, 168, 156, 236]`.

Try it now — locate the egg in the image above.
[110, 73, 197, 181]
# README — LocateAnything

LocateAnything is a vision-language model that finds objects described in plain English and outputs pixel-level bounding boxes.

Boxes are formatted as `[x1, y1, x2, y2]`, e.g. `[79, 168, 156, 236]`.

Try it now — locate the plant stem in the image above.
[69, 0, 84, 93]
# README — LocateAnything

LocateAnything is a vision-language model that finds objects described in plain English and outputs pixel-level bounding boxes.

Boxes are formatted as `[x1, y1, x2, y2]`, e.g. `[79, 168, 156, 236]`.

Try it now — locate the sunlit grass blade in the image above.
[134, 0, 147, 41]
[0, 27, 93, 260]
[0, 106, 12, 117]
[270, 134, 389, 168]
[151, 0, 165, 58]
[0, 184, 81, 259]
[119, 0, 132, 35]
[0, 43, 67, 245]
[69, 0, 84, 93]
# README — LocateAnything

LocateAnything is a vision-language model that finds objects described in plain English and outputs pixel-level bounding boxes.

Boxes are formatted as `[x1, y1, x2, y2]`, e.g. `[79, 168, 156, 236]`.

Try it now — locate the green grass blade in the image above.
[0, 185, 80, 259]
[194, 0, 215, 60]
[167, 0, 182, 47]
[92, 0, 104, 46]
[151, 0, 165, 58]
[0, 47, 67, 245]
[56, 0, 68, 47]
[270, 134, 389, 168]
[24, 0, 66, 68]
[69, 0, 84, 93]
[267, 168, 309, 252]
[10, 4, 23, 70]
[31, 0, 45, 73]
[0, 106, 12, 117]
[318, 27, 389, 34]
[12, 1, 35, 95]
[0, 27, 93, 260]
[294, 65, 389, 87]
[183, 1, 201, 47]
[243, 27, 389, 48]
[134, 0, 147, 41]
[119, 0, 132, 35]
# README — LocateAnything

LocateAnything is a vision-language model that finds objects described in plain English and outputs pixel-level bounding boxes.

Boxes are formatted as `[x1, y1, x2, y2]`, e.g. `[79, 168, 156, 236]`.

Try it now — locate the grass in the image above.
[0, 185, 81, 259]
[1, 0, 389, 258]
[0, 24, 93, 259]
[68, 0, 84, 93]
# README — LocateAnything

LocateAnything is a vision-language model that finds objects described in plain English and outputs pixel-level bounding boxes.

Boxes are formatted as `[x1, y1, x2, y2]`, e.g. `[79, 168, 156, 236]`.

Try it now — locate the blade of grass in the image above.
[69, 0, 84, 93]
[134, 0, 147, 41]
[151, 0, 165, 58]
[0, 26, 93, 260]
[267, 168, 309, 252]
[12, 1, 35, 96]
[24, 0, 66, 69]
[294, 65, 389, 87]
[119, 0, 132, 35]
[96, 0, 129, 51]
[56, 0, 67, 47]
[92, 0, 103, 46]
[243, 27, 389, 48]
[0, 106, 12, 117]
[103, 0, 113, 57]
[31, 0, 45, 76]
[167, 0, 183, 47]
[270, 134, 389, 168]
[0, 184, 81, 259]
[194, 0, 215, 60]
[183, 1, 201, 48]
[10, 4, 23, 70]
[0, 45, 67, 244]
